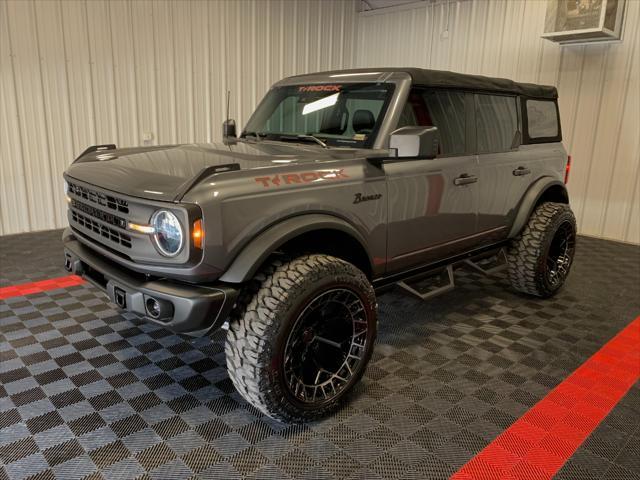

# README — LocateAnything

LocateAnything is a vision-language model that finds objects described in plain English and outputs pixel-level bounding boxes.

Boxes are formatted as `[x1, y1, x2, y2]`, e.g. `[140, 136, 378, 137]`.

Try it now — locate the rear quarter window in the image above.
[476, 94, 518, 153]
[526, 99, 559, 139]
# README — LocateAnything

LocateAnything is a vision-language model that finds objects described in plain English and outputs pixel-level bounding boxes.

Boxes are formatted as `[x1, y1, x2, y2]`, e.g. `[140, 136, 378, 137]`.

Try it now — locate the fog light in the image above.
[146, 298, 161, 319]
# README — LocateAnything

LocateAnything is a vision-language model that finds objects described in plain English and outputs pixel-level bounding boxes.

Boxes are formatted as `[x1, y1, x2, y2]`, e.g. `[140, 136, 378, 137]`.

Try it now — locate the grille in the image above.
[71, 199, 127, 229]
[72, 210, 132, 248]
[68, 182, 129, 214]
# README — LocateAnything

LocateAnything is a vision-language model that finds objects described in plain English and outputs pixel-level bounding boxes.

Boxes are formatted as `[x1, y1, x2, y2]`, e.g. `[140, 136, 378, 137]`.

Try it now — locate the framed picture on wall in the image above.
[542, 0, 626, 44]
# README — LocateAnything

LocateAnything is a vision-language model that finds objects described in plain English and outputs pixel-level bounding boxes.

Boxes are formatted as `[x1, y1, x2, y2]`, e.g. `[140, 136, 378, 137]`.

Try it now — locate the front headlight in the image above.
[151, 210, 184, 257]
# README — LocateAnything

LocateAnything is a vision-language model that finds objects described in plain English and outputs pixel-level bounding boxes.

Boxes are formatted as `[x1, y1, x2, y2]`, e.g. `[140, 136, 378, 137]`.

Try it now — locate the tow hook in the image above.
[113, 287, 127, 309]
[64, 253, 84, 275]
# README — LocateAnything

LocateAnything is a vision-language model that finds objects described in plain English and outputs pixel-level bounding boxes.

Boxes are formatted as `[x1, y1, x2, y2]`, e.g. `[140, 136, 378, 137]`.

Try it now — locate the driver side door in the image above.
[385, 89, 479, 274]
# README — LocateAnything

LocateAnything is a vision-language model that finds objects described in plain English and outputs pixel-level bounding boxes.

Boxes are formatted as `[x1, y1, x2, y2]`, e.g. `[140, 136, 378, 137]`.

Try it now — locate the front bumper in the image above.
[63, 230, 238, 336]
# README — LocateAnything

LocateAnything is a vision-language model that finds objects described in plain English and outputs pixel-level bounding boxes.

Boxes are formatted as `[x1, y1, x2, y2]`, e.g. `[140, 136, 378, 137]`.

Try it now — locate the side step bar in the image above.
[397, 264, 455, 301]
[396, 249, 507, 301]
[462, 249, 507, 276]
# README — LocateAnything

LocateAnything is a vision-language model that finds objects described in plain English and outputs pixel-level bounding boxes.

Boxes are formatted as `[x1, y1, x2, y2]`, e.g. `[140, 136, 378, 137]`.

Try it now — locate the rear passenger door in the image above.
[474, 93, 532, 242]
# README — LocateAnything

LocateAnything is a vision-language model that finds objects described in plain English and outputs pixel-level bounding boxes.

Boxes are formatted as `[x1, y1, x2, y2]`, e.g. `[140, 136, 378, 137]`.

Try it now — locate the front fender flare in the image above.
[508, 177, 568, 238]
[218, 214, 371, 284]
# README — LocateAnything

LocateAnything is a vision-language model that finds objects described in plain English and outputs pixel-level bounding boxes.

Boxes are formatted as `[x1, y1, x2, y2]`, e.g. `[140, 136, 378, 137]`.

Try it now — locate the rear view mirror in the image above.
[390, 126, 440, 158]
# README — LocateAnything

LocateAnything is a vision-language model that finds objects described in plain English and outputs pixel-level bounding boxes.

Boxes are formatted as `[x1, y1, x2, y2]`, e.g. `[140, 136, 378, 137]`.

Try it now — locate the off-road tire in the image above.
[225, 254, 377, 423]
[506, 202, 577, 298]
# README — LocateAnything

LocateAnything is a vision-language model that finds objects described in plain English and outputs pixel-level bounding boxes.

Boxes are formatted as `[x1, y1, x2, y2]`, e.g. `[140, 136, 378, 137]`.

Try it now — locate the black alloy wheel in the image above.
[225, 254, 377, 422]
[283, 288, 368, 404]
[506, 202, 577, 298]
[545, 220, 576, 288]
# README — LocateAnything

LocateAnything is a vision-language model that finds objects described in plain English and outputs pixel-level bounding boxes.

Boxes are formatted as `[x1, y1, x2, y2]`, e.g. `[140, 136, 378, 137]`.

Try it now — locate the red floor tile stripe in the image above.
[0, 275, 85, 300]
[451, 315, 640, 480]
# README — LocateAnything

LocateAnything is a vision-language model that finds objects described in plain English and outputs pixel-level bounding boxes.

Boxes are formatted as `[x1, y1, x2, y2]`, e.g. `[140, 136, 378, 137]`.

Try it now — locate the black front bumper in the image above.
[63, 231, 238, 336]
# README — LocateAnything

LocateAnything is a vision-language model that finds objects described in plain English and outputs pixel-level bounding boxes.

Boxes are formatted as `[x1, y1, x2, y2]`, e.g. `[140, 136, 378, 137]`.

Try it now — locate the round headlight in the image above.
[151, 210, 184, 257]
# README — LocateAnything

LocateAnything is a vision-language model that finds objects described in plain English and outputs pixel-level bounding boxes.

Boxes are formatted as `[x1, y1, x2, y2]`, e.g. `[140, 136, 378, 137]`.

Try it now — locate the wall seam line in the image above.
[83, 0, 98, 145]
[107, 1, 120, 145]
[170, 2, 178, 143]
[5, 0, 32, 232]
[577, 47, 611, 229]
[600, 14, 639, 236]
[622, 152, 640, 242]
[31, 0, 57, 227]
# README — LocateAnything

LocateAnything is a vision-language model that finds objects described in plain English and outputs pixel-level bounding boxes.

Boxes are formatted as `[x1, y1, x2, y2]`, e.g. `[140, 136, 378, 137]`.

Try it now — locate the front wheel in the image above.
[506, 202, 577, 298]
[225, 254, 377, 423]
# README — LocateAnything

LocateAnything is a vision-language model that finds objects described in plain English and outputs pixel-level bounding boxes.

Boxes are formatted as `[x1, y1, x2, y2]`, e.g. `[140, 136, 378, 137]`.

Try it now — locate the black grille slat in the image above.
[71, 199, 127, 230]
[66, 181, 136, 251]
[72, 211, 132, 249]
[68, 182, 129, 214]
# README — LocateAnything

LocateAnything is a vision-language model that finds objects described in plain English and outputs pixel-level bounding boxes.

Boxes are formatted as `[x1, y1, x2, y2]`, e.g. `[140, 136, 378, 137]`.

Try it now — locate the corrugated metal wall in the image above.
[2, 0, 638, 244]
[0, 0, 358, 235]
[357, 0, 639, 244]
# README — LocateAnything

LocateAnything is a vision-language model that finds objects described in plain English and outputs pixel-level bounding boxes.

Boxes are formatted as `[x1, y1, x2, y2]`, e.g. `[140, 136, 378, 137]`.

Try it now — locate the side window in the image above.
[397, 101, 418, 128]
[397, 89, 466, 155]
[423, 90, 466, 155]
[476, 94, 518, 153]
[526, 99, 559, 139]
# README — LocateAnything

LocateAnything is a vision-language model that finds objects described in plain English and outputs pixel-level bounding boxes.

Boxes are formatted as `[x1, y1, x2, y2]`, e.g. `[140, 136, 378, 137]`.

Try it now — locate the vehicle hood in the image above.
[65, 141, 367, 202]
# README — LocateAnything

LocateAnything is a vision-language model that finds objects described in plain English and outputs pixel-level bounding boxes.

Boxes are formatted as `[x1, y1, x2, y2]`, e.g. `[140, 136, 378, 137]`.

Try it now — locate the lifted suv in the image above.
[63, 68, 576, 422]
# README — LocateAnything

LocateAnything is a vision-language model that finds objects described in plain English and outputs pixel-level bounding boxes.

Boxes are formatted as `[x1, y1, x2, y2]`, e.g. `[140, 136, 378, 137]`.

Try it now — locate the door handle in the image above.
[513, 166, 531, 176]
[454, 174, 478, 186]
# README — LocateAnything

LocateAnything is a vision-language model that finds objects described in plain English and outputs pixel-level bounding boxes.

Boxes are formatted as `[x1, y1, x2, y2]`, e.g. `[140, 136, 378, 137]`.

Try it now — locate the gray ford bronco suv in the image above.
[63, 68, 576, 422]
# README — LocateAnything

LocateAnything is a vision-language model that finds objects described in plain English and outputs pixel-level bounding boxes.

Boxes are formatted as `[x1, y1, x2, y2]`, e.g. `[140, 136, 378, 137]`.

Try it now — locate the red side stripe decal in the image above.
[452, 315, 640, 480]
[0, 275, 85, 300]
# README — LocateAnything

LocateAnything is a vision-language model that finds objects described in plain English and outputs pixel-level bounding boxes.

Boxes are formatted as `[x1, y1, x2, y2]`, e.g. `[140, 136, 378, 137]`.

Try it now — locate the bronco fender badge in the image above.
[353, 193, 382, 204]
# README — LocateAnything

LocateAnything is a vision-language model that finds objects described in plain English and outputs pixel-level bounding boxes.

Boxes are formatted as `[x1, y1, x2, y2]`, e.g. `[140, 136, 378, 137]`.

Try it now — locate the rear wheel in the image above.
[225, 254, 377, 423]
[506, 202, 577, 298]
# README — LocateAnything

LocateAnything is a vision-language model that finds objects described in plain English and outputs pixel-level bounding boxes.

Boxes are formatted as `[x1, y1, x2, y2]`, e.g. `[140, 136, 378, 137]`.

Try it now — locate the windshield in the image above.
[242, 83, 394, 148]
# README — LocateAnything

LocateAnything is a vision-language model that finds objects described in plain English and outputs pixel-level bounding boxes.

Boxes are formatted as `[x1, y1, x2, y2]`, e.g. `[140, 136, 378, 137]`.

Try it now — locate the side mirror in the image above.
[222, 119, 237, 139]
[389, 126, 440, 158]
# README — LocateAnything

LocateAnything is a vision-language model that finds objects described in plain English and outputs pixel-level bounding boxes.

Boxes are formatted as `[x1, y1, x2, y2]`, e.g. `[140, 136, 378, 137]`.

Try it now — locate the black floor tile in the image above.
[0, 230, 639, 479]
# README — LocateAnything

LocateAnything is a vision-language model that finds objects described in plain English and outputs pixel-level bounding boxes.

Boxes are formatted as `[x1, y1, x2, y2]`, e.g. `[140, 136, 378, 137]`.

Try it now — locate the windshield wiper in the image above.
[299, 134, 329, 148]
[241, 131, 266, 141]
[278, 134, 329, 149]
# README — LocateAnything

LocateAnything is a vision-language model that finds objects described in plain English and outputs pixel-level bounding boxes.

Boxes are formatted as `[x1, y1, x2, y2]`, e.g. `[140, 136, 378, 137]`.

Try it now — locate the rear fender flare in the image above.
[219, 214, 371, 283]
[508, 178, 569, 238]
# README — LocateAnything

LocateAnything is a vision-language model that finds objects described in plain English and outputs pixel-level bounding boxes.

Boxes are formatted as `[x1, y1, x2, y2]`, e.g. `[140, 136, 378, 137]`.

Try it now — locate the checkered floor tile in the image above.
[0, 230, 639, 479]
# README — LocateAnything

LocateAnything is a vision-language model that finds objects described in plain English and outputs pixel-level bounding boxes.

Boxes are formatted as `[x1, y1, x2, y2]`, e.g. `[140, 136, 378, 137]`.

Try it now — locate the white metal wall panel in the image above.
[602, 30, 639, 242]
[110, 1, 140, 148]
[131, 0, 159, 147]
[3, 0, 636, 244]
[5, 0, 57, 232]
[356, 0, 640, 244]
[1, 1, 29, 235]
[0, 0, 358, 234]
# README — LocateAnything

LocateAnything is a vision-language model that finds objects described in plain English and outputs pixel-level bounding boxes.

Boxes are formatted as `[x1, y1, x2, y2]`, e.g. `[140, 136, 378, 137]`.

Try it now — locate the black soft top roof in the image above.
[292, 68, 558, 99]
